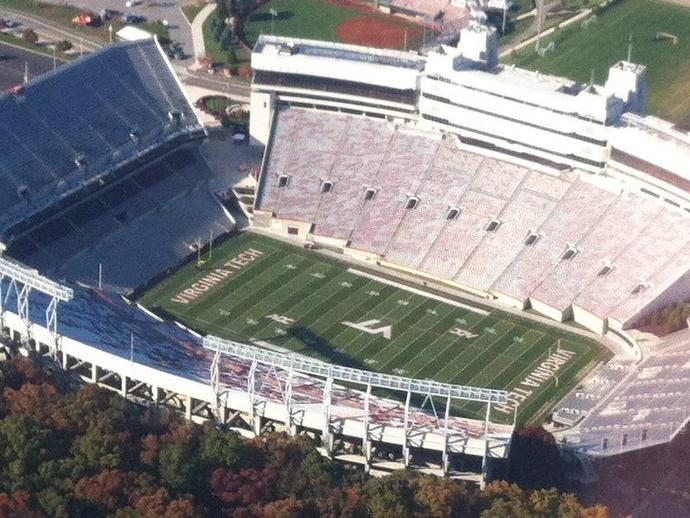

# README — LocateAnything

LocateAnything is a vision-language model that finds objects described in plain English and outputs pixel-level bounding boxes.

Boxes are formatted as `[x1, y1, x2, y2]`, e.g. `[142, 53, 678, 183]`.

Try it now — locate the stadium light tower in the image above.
[0, 256, 73, 348]
[204, 335, 510, 480]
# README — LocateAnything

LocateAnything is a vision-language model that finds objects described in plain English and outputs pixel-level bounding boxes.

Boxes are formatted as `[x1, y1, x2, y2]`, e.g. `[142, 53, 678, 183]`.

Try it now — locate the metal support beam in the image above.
[442, 394, 452, 476]
[322, 375, 334, 456]
[284, 367, 295, 435]
[185, 396, 193, 420]
[402, 389, 412, 467]
[17, 283, 31, 341]
[0, 256, 73, 301]
[363, 383, 372, 472]
[0, 273, 5, 328]
[204, 335, 507, 404]
[480, 402, 493, 489]
[247, 359, 258, 434]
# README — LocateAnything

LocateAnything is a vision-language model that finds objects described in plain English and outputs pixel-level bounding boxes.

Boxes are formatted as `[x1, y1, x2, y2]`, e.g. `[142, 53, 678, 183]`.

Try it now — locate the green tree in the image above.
[219, 26, 234, 51]
[366, 473, 416, 518]
[158, 444, 200, 492]
[200, 426, 250, 469]
[0, 415, 56, 492]
[22, 29, 38, 44]
[216, 0, 229, 21]
[55, 40, 72, 53]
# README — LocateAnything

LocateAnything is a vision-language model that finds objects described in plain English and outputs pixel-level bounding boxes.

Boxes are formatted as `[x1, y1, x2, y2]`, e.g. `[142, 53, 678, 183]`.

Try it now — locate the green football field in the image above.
[138, 232, 610, 424]
[505, 0, 690, 122]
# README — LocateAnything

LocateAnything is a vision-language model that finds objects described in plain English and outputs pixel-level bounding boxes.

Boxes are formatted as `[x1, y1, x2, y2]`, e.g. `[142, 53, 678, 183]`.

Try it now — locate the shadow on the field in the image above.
[249, 11, 294, 22]
[283, 325, 371, 371]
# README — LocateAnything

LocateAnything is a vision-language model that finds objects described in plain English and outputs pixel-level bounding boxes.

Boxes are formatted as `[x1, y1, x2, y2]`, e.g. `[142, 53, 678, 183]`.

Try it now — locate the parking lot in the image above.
[39, 0, 195, 63]
[0, 41, 58, 91]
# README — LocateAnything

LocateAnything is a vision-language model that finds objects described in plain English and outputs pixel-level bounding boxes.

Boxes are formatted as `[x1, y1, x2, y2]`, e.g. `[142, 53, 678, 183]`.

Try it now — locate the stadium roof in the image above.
[0, 38, 204, 242]
[254, 35, 426, 71]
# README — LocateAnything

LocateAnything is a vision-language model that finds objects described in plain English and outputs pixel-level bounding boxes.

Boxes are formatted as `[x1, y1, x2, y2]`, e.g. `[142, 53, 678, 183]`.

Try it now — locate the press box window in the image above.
[405, 197, 419, 210]
[631, 283, 649, 295]
[277, 175, 290, 188]
[598, 264, 614, 277]
[486, 219, 501, 233]
[446, 207, 460, 220]
[321, 181, 334, 193]
[561, 247, 578, 261]
[364, 188, 377, 201]
[524, 232, 541, 246]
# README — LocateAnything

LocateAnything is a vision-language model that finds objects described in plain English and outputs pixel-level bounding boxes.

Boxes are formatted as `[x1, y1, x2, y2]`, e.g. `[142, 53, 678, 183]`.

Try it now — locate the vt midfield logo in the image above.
[342, 319, 393, 340]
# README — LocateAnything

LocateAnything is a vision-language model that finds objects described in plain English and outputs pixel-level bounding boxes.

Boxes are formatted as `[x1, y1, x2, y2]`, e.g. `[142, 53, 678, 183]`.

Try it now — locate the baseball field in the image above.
[243, 0, 424, 50]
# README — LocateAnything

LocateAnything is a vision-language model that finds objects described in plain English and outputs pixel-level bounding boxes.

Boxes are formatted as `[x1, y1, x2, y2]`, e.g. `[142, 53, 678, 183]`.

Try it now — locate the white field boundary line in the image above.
[347, 268, 490, 316]
[499, 7, 594, 57]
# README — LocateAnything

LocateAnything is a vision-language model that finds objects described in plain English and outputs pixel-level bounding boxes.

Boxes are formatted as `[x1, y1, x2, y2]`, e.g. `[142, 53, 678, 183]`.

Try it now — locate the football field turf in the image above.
[504, 0, 690, 122]
[138, 232, 610, 424]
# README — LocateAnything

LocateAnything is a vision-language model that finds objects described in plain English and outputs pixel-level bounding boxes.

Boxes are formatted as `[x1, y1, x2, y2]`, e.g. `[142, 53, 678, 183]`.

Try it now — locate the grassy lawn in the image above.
[0, 0, 169, 44]
[201, 14, 251, 65]
[504, 0, 690, 121]
[139, 232, 610, 425]
[182, 1, 206, 23]
[243, 0, 366, 46]
[0, 30, 72, 60]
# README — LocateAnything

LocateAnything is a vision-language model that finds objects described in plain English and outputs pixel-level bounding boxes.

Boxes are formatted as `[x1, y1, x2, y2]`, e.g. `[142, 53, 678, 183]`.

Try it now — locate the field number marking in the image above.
[266, 314, 295, 325]
[342, 319, 392, 340]
[449, 327, 479, 339]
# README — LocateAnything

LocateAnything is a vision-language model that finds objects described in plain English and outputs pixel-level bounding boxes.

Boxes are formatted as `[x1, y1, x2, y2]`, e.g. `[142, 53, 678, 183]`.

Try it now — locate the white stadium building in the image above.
[1, 19, 690, 480]
[249, 24, 690, 338]
[248, 24, 690, 459]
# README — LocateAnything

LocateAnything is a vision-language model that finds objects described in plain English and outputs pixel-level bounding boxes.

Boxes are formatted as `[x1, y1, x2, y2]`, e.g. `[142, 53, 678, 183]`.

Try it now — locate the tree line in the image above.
[0, 356, 611, 517]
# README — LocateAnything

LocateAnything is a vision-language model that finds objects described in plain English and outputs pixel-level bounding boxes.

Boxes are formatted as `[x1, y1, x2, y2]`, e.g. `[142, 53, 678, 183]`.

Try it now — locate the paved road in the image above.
[0, 8, 101, 52]
[38, 0, 195, 64]
[177, 67, 252, 100]
[0, 41, 59, 91]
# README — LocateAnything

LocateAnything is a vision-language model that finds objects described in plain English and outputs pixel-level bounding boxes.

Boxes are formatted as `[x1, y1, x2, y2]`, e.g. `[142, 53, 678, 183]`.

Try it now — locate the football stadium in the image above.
[0, 16, 690, 484]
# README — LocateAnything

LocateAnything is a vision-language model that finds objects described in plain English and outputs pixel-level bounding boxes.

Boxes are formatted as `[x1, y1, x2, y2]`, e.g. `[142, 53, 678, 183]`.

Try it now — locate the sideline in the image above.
[347, 268, 490, 316]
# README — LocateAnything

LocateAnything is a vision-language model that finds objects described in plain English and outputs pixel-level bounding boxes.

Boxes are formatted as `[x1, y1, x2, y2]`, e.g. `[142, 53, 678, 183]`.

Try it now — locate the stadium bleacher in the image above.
[556, 328, 690, 454]
[0, 38, 204, 244]
[255, 107, 690, 332]
[13, 150, 234, 293]
[1, 277, 509, 440]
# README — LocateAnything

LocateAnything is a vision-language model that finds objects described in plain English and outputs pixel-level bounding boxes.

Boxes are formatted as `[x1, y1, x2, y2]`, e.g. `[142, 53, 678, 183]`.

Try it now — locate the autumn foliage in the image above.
[0, 357, 611, 517]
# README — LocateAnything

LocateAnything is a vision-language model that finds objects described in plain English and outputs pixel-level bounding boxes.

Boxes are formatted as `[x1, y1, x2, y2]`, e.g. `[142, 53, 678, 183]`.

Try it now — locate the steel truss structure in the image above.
[0, 256, 73, 347]
[204, 335, 510, 481]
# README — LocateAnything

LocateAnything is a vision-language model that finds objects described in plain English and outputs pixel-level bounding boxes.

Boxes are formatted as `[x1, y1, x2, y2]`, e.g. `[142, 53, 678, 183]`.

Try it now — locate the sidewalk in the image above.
[189, 2, 216, 67]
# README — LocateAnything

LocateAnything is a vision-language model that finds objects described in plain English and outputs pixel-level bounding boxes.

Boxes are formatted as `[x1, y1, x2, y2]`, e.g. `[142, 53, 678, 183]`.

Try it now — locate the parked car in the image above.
[122, 14, 146, 24]
[2, 18, 20, 28]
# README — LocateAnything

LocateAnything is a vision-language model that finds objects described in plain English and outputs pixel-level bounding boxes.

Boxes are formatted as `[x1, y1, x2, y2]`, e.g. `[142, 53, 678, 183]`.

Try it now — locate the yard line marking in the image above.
[347, 269, 489, 315]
